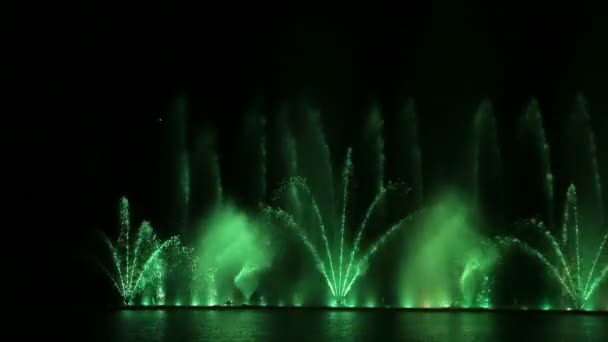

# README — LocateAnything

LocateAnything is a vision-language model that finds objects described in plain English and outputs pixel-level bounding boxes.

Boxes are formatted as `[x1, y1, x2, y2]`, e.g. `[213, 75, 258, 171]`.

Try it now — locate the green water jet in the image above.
[98, 197, 183, 305]
[498, 185, 608, 309]
[266, 148, 418, 305]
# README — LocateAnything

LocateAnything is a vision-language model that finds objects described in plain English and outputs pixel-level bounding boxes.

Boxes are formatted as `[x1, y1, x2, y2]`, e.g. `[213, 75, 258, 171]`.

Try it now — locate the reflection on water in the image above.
[70, 310, 607, 341]
[109, 311, 168, 341]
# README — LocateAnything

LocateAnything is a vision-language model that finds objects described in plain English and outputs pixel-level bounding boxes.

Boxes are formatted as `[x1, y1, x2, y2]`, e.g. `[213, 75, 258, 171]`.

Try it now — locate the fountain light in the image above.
[265, 148, 418, 305]
[97, 197, 183, 306]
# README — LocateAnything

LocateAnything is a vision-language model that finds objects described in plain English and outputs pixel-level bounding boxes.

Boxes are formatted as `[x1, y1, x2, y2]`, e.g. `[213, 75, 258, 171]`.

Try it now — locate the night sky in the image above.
[9, 1, 608, 308]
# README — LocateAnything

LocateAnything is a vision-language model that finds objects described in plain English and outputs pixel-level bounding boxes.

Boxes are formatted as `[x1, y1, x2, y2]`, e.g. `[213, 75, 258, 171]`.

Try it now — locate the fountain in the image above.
[498, 96, 608, 310]
[98, 197, 184, 305]
[265, 147, 418, 306]
[517, 99, 555, 226]
[92, 94, 607, 311]
[398, 100, 501, 309]
[164, 98, 273, 306]
[566, 95, 604, 225]
[498, 185, 608, 309]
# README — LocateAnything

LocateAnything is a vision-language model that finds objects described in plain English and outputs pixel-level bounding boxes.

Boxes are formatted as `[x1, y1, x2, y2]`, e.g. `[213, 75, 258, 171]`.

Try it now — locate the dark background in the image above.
[8, 1, 608, 308]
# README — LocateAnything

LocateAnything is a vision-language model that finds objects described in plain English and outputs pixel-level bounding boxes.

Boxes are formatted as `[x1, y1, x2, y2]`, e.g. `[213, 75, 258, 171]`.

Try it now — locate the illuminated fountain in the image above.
[166, 98, 272, 306]
[265, 147, 418, 306]
[498, 185, 607, 309]
[94, 94, 608, 311]
[98, 197, 184, 305]
[398, 100, 501, 309]
[191, 203, 274, 306]
[498, 96, 607, 310]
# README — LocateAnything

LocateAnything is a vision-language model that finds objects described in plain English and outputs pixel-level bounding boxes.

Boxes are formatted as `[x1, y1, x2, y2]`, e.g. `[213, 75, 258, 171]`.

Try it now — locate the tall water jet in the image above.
[190, 129, 224, 216]
[212, 153, 223, 203]
[567, 94, 604, 224]
[277, 111, 302, 223]
[181, 153, 191, 210]
[471, 99, 503, 209]
[498, 184, 608, 309]
[397, 100, 424, 207]
[363, 104, 385, 191]
[241, 109, 268, 203]
[265, 148, 417, 305]
[518, 99, 555, 227]
[168, 95, 190, 234]
[98, 197, 183, 305]
[296, 107, 337, 226]
[259, 116, 268, 201]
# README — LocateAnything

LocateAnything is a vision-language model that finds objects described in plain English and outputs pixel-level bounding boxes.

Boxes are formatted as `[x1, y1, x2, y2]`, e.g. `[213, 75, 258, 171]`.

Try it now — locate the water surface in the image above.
[60, 309, 607, 341]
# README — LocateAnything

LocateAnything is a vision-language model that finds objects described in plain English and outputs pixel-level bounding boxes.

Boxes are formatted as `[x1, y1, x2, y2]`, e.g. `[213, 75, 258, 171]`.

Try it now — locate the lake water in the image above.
[56, 309, 607, 341]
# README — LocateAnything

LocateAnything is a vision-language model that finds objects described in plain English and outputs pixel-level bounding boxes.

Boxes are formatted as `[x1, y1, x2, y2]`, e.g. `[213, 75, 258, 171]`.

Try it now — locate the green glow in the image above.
[156, 287, 165, 305]
[480, 302, 491, 309]
[157, 286, 166, 301]
[266, 148, 418, 304]
[192, 204, 274, 305]
[400, 192, 498, 309]
[401, 298, 414, 308]
[98, 197, 183, 305]
[292, 294, 302, 307]
[542, 303, 551, 311]
[498, 185, 608, 309]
